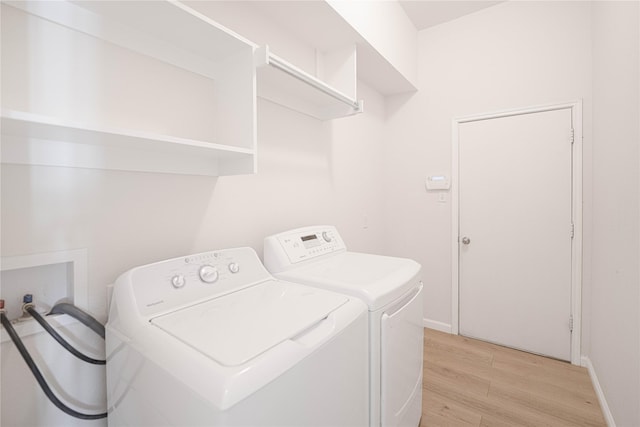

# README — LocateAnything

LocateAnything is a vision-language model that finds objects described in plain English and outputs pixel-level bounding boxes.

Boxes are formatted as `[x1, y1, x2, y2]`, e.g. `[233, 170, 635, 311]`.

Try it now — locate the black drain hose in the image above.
[49, 302, 105, 339]
[25, 306, 105, 365]
[0, 312, 107, 420]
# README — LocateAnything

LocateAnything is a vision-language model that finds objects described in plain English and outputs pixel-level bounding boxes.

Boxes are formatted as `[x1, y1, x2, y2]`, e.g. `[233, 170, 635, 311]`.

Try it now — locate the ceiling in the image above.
[210, 1, 506, 95]
[398, 1, 503, 30]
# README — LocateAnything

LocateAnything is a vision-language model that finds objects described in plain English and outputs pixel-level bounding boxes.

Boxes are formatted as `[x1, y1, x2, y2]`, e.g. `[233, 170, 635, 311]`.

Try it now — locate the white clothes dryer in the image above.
[106, 247, 369, 426]
[264, 226, 424, 427]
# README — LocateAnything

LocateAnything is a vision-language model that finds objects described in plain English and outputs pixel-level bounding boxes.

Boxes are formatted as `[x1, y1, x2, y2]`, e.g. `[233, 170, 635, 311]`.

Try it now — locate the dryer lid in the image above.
[150, 280, 347, 367]
[274, 252, 421, 311]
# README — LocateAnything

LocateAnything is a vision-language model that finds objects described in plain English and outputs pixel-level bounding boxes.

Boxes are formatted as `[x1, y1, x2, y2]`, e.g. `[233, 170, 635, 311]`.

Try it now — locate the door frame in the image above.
[451, 101, 583, 365]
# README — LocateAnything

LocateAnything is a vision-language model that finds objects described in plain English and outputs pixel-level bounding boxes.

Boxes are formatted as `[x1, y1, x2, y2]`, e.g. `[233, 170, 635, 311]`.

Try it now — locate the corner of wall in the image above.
[582, 356, 617, 427]
[423, 318, 452, 334]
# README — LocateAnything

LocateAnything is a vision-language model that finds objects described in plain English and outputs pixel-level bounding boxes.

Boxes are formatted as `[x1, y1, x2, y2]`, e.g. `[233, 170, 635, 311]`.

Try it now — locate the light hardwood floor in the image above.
[421, 328, 607, 426]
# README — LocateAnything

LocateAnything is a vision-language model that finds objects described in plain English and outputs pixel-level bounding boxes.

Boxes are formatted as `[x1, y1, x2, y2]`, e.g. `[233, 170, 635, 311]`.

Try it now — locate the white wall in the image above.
[1, 1, 387, 319]
[384, 1, 639, 424]
[383, 1, 593, 332]
[1, 86, 386, 318]
[3, 1, 639, 426]
[590, 1, 640, 425]
[327, 0, 418, 87]
[0, 5, 387, 426]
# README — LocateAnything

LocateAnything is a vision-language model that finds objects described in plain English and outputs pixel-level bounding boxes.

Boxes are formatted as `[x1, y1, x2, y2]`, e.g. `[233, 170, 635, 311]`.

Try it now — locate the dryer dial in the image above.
[199, 265, 219, 283]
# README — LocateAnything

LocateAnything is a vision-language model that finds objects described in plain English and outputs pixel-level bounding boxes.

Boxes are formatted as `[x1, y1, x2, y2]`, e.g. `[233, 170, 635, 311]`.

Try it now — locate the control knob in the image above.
[199, 265, 219, 283]
[228, 262, 240, 274]
[171, 274, 186, 289]
[322, 231, 332, 242]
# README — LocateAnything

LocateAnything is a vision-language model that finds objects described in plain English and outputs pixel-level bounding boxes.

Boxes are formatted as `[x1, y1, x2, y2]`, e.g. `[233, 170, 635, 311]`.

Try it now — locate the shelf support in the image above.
[255, 45, 363, 119]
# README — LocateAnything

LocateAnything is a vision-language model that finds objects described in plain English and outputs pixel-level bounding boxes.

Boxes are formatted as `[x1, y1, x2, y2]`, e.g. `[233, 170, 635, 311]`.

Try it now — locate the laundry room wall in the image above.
[383, 1, 593, 334]
[1, 87, 386, 318]
[0, 3, 387, 426]
[385, 2, 640, 424]
[590, 2, 640, 425]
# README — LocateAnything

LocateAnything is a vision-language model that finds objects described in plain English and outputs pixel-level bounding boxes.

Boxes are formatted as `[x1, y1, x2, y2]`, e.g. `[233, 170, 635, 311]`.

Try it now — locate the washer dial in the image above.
[171, 274, 186, 288]
[198, 265, 219, 283]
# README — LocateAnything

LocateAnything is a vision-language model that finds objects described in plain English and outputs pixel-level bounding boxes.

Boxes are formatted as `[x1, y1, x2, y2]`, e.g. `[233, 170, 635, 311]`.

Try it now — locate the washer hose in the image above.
[25, 306, 106, 365]
[49, 302, 105, 339]
[0, 312, 107, 420]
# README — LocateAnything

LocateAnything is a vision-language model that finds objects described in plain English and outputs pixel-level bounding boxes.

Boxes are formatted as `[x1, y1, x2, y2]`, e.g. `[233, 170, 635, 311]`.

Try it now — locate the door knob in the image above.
[461, 236, 471, 245]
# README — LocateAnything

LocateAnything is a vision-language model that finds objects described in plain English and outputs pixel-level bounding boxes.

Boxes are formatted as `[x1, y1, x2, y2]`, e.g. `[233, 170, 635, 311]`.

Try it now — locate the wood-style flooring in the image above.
[421, 328, 607, 426]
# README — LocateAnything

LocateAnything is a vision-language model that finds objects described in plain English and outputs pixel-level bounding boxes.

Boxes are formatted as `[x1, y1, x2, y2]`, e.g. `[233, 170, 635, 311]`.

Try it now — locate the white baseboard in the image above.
[423, 318, 452, 333]
[582, 356, 616, 427]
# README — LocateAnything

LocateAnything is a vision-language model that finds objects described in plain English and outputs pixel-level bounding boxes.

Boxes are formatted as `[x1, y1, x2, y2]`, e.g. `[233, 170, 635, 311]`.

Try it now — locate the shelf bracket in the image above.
[254, 45, 363, 120]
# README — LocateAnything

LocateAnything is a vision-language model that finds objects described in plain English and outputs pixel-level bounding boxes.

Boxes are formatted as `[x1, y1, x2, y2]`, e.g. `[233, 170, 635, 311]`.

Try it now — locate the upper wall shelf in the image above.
[255, 46, 364, 120]
[2, 1, 364, 176]
[4, 0, 254, 81]
[2, 0, 256, 176]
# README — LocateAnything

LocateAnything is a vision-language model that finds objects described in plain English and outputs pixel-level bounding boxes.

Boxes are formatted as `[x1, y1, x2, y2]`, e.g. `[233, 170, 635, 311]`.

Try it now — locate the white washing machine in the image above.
[106, 247, 369, 426]
[264, 226, 424, 427]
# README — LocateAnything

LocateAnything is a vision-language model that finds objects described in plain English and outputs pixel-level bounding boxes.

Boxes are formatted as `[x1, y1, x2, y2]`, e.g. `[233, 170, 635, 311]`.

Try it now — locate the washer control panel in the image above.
[127, 247, 269, 318]
[265, 226, 347, 267]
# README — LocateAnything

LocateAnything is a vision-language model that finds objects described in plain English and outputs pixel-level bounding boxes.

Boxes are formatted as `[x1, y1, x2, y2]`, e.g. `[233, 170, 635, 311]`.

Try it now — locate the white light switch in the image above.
[425, 175, 450, 191]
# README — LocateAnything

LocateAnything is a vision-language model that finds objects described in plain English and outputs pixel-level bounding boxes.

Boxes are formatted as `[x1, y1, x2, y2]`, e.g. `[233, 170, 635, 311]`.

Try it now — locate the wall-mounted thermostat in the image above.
[425, 175, 450, 191]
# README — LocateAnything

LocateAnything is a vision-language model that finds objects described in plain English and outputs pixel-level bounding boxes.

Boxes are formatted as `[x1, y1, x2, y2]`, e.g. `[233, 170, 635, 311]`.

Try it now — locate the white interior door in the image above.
[458, 108, 573, 361]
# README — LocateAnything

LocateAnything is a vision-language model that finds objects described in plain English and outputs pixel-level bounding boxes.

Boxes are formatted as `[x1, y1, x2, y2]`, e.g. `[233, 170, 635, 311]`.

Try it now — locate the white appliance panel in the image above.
[107, 246, 370, 425]
[381, 285, 424, 426]
[264, 225, 346, 270]
[264, 226, 424, 427]
[151, 280, 347, 366]
[272, 252, 420, 311]
[130, 248, 270, 318]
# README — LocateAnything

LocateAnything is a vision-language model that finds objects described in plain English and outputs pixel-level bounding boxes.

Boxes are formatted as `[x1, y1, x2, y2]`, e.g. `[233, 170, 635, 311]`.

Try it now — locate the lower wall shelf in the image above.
[1, 110, 256, 176]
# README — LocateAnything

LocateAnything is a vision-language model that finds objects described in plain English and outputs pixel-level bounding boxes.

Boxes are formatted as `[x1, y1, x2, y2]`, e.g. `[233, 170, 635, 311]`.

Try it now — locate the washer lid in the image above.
[150, 280, 347, 367]
[274, 252, 421, 311]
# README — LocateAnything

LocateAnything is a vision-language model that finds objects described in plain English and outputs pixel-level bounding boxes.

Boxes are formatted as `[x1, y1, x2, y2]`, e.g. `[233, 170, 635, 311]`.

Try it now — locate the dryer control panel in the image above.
[264, 226, 347, 272]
